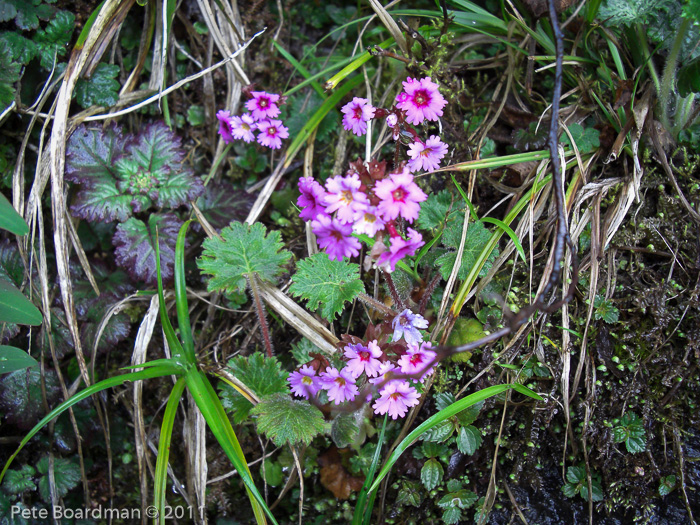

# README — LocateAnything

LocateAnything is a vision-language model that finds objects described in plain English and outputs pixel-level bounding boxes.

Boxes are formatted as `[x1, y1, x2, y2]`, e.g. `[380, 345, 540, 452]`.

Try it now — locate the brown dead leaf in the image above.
[318, 447, 365, 500]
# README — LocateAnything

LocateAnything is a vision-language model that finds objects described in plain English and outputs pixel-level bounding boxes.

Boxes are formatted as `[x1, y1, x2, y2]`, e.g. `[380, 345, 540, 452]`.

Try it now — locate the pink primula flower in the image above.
[369, 361, 401, 388]
[216, 110, 236, 143]
[407, 136, 449, 172]
[288, 365, 321, 399]
[341, 97, 376, 136]
[245, 91, 281, 120]
[230, 114, 257, 143]
[353, 206, 386, 237]
[343, 340, 383, 378]
[372, 380, 421, 419]
[257, 119, 289, 149]
[398, 341, 437, 382]
[311, 214, 362, 261]
[319, 367, 359, 405]
[377, 228, 424, 272]
[298, 177, 328, 221]
[324, 174, 369, 223]
[396, 77, 447, 125]
[374, 168, 427, 223]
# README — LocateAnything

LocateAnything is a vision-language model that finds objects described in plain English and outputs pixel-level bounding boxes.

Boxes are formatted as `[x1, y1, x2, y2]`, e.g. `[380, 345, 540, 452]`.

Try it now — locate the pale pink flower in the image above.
[256, 119, 289, 149]
[407, 136, 448, 172]
[324, 174, 369, 223]
[396, 77, 447, 125]
[245, 91, 281, 120]
[392, 309, 429, 345]
[369, 361, 401, 388]
[298, 177, 328, 221]
[311, 214, 362, 261]
[386, 114, 398, 128]
[377, 228, 424, 272]
[398, 341, 437, 381]
[216, 110, 236, 143]
[374, 168, 427, 223]
[352, 206, 386, 237]
[341, 97, 376, 136]
[319, 367, 359, 405]
[372, 380, 421, 419]
[343, 340, 383, 378]
[230, 114, 257, 143]
[288, 365, 321, 399]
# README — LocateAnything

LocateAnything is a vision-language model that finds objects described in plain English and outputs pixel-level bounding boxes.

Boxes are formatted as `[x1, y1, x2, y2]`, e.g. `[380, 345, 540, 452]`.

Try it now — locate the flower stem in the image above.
[247, 274, 274, 357]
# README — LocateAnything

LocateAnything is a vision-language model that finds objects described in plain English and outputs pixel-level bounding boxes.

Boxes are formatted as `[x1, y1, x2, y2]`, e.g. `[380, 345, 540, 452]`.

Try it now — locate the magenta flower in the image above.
[245, 91, 281, 121]
[298, 177, 328, 221]
[395, 77, 447, 125]
[343, 340, 383, 378]
[311, 214, 362, 261]
[374, 169, 427, 223]
[372, 380, 421, 419]
[392, 309, 429, 345]
[341, 97, 376, 136]
[288, 365, 321, 399]
[319, 367, 359, 405]
[407, 136, 448, 172]
[256, 119, 289, 149]
[216, 110, 236, 143]
[352, 206, 386, 237]
[377, 228, 424, 272]
[397, 341, 437, 381]
[230, 114, 257, 143]
[324, 174, 369, 223]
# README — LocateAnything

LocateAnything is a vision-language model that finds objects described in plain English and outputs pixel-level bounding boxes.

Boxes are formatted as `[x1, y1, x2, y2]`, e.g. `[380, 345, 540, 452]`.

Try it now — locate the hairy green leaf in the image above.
[420, 458, 443, 490]
[421, 419, 454, 443]
[289, 253, 363, 322]
[219, 353, 288, 424]
[331, 413, 359, 448]
[250, 393, 326, 446]
[416, 190, 459, 231]
[198, 221, 292, 294]
[36, 456, 80, 502]
[1, 464, 35, 495]
[437, 220, 498, 280]
[438, 489, 478, 509]
[74, 63, 120, 108]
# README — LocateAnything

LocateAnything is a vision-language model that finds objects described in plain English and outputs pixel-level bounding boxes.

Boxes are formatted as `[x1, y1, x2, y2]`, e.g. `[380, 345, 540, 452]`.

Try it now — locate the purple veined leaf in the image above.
[195, 181, 256, 231]
[123, 122, 204, 209]
[113, 212, 183, 286]
[70, 260, 133, 319]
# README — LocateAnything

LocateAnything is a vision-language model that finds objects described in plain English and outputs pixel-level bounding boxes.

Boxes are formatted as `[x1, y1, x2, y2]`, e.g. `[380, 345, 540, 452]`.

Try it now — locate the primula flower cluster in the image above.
[216, 91, 289, 150]
[340, 77, 449, 173]
[287, 309, 434, 420]
[297, 163, 426, 271]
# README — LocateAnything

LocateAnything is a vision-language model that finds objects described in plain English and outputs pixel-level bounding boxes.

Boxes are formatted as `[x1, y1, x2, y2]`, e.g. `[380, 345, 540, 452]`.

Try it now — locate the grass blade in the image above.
[367, 384, 542, 495]
[0, 363, 183, 482]
[154, 227, 186, 361]
[0, 192, 29, 236]
[353, 414, 388, 525]
[481, 217, 526, 263]
[324, 39, 392, 91]
[154, 377, 186, 524]
[185, 369, 276, 525]
[272, 41, 324, 97]
[174, 220, 195, 362]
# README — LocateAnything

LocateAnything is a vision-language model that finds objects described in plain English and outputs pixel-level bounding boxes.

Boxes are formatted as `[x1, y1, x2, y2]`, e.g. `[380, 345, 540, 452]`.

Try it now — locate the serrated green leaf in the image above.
[220, 353, 288, 423]
[0, 32, 36, 64]
[198, 221, 292, 294]
[331, 413, 359, 448]
[1, 464, 35, 494]
[36, 456, 80, 502]
[580, 479, 604, 502]
[186, 105, 205, 126]
[437, 221, 498, 281]
[438, 489, 478, 509]
[442, 506, 462, 524]
[566, 466, 585, 484]
[456, 425, 482, 455]
[421, 419, 454, 443]
[420, 458, 443, 490]
[0, 0, 55, 30]
[625, 435, 646, 454]
[455, 401, 484, 426]
[250, 393, 326, 446]
[0, 38, 21, 113]
[594, 295, 619, 324]
[434, 392, 456, 412]
[74, 63, 120, 108]
[0, 346, 38, 374]
[290, 338, 320, 365]
[659, 474, 676, 496]
[612, 426, 629, 443]
[562, 482, 578, 498]
[289, 253, 363, 322]
[396, 481, 423, 507]
[416, 190, 458, 231]
[420, 441, 444, 459]
[33, 10, 74, 69]
[561, 123, 600, 154]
